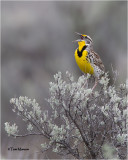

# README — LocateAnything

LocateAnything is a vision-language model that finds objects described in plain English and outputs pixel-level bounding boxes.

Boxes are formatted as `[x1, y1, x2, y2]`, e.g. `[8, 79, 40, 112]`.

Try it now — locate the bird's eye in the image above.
[81, 36, 83, 40]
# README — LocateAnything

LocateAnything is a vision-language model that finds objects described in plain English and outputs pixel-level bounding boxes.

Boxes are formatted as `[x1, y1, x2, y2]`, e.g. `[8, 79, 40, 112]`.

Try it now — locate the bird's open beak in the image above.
[74, 32, 93, 43]
[72, 32, 83, 42]
[75, 32, 82, 36]
[72, 39, 82, 43]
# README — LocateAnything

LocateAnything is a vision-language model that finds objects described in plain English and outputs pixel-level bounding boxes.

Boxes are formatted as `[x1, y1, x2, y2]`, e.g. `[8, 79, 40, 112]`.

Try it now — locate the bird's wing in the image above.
[91, 50, 105, 72]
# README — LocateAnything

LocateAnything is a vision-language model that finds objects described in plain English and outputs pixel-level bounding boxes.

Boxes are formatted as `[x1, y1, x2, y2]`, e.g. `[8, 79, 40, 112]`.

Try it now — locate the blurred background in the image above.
[1, 1, 127, 159]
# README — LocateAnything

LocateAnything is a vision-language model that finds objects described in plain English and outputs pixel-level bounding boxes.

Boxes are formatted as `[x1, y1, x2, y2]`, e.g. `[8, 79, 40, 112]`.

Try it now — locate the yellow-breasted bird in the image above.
[73, 32, 105, 90]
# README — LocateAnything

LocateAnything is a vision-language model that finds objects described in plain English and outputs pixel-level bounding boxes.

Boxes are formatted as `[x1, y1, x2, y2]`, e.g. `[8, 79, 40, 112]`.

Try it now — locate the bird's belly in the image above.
[75, 56, 94, 74]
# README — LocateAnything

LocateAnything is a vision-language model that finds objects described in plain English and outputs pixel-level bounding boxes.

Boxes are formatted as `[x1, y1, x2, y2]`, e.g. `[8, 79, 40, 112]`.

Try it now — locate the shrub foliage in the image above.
[5, 71, 127, 159]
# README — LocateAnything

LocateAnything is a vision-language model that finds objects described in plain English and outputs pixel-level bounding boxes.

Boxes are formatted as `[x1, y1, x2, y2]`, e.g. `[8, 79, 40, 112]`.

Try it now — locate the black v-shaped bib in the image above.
[77, 45, 87, 57]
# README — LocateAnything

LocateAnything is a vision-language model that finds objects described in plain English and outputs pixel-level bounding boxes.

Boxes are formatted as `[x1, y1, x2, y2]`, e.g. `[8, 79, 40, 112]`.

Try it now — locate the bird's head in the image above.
[73, 32, 93, 46]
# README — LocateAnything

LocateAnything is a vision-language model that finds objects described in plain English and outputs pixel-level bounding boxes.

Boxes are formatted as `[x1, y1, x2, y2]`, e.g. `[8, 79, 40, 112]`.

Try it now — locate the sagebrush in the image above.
[5, 71, 127, 159]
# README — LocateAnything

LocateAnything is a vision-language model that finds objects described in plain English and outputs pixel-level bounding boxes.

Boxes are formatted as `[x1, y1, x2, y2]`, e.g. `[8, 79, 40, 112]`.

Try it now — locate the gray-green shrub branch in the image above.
[5, 71, 127, 159]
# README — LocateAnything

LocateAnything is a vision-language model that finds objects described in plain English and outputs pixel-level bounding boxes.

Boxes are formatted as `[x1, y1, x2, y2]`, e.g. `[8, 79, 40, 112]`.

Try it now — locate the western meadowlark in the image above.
[73, 32, 105, 90]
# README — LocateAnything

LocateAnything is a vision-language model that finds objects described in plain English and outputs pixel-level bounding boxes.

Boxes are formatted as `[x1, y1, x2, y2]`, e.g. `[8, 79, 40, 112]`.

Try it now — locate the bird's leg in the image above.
[92, 78, 98, 91]
[86, 78, 88, 89]
[83, 73, 88, 89]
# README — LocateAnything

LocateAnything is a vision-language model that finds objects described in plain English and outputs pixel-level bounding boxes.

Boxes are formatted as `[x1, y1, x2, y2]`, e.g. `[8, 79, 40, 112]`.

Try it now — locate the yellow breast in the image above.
[74, 49, 94, 74]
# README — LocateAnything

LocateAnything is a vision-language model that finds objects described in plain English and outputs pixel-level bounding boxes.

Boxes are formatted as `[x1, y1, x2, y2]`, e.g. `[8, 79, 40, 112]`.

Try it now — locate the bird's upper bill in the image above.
[72, 32, 93, 43]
